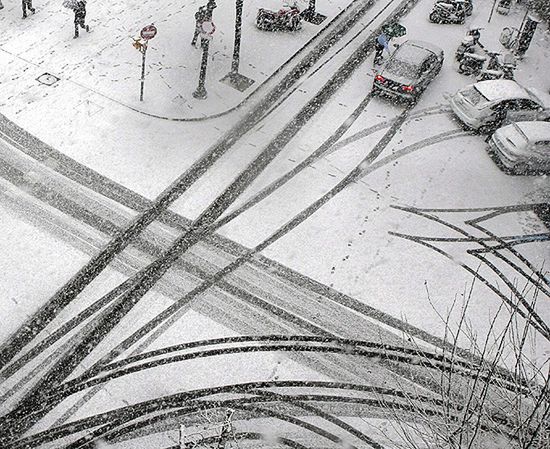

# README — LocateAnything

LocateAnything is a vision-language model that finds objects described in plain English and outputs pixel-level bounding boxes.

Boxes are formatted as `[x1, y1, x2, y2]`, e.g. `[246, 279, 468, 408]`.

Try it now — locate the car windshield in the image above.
[386, 58, 420, 78]
[461, 87, 489, 106]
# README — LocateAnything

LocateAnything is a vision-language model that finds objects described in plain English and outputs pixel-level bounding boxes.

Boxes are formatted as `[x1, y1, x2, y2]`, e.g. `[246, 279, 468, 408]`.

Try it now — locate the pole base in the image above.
[302, 11, 327, 25]
[192, 85, 208, 99]
[220, 71, 255, 92]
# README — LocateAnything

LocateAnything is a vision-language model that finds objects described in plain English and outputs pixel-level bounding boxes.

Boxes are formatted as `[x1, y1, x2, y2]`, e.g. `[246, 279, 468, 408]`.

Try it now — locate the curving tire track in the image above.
[7, 380, 515, 449]
[52, 335, 525, 401]
[389, 206, 550, 341]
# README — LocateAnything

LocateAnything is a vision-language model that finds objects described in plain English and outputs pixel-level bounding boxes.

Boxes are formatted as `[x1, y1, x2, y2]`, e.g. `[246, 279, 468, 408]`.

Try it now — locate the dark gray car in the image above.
[372, 40, 444, 103]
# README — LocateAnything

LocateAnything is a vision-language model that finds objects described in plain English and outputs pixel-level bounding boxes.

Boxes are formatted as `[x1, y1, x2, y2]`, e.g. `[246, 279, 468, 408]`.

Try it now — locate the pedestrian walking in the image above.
[374, 32, 391, 65]
[22, 0, 35, 18]
[191, 5, 207, 46]
[72, 0, 89, 38]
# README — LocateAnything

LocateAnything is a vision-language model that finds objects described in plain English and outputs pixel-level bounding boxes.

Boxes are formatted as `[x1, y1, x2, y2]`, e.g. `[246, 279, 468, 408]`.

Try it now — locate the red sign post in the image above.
[140, 24, 158, 40]
[136, 24, 157, 101]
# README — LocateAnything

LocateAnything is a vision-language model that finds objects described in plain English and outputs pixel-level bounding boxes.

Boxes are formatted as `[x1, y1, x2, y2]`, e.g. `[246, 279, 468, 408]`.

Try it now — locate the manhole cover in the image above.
[36, 73, 60, 86]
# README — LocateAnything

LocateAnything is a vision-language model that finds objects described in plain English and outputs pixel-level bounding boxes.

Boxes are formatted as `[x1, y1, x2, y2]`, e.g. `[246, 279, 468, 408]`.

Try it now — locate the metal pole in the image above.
[193, 38, 210, 99]
[231, 0, 243, 74]
[140, 42, 147, 101]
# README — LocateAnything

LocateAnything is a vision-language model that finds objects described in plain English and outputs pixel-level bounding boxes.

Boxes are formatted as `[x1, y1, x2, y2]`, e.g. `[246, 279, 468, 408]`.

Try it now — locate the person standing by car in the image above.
[374, 32, 392, 65]
[22, 0, 35, 18]
[73, 0, 90, 38]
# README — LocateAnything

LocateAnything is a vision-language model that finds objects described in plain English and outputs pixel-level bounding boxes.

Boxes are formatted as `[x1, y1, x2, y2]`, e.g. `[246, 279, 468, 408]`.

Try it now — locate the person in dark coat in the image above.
[22, 0, 36, 18]
[374, 32, 391, 65]
[191, 6, 207, 46]
[73, 0, 90, 38]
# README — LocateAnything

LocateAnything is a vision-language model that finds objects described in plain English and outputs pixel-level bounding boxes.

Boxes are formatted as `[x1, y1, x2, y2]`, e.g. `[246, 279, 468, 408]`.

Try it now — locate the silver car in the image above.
[372, 40, 444, 103]
[450, 80, 550, 132]
[488, 121, 550, 174]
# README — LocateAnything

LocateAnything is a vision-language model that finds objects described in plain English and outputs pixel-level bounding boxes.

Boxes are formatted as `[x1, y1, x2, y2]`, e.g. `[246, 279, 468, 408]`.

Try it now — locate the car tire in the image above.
[512, 162, 531, 176]
[429, 12, 439, 23]
[406, 95, 418, 108]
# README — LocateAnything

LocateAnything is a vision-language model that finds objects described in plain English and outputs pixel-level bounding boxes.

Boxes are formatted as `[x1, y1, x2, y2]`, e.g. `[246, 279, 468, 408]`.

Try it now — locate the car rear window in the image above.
[386, 58, 420, 78]
[462, 87, 489, 106]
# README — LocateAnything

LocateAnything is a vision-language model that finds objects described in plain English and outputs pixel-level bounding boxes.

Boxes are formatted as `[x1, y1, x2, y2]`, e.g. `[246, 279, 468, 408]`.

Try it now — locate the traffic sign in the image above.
[200, 20, 216, 39]
[140, 24, 157, 40]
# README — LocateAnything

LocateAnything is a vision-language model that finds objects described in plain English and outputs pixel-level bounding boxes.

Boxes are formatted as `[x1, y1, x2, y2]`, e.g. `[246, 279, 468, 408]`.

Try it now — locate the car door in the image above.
[419, 55, 437, 90]
[488, 100, 511, 124]
[532, 140, 550, 172]
[505, 99, 540, 123]
[417, 60, 430, 90]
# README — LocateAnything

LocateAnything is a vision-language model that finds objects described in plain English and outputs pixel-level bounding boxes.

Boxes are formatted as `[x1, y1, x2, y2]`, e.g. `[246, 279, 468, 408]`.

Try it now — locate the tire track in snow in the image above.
[389, 206, 550, 341]
[0, 127, 470, 385]
[0, 129, 470, 391]
[9, 379, 513, 449]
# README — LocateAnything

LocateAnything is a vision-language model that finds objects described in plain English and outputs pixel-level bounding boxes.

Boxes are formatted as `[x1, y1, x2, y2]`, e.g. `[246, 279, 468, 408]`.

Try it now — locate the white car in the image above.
[450, 80, 550, 132]
[488, 121, 550, 174]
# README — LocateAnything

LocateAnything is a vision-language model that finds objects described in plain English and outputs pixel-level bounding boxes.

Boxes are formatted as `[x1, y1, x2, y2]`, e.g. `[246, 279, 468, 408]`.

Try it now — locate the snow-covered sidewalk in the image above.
[0, 0, 351, 119]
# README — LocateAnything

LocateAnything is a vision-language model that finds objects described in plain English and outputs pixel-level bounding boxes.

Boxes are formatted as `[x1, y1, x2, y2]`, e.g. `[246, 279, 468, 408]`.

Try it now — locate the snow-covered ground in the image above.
[1, 0, 549, 445]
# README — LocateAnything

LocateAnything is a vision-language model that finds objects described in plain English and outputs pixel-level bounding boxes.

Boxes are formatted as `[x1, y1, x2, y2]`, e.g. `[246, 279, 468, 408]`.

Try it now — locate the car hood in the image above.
[494, 124, 530, 153]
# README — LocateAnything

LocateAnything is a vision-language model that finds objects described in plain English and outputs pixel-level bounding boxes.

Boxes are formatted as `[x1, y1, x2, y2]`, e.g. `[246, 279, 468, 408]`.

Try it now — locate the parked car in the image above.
[488, 121, 550, 174]
[450, 80, 550, 132]
[372, 40, 444, 103]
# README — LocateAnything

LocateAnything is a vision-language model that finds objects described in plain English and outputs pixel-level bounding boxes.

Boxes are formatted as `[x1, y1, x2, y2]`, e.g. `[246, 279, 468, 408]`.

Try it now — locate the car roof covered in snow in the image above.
[473, 80, 529, 102]
[394, 40, 443, 63]
[511, 121, 550, 143]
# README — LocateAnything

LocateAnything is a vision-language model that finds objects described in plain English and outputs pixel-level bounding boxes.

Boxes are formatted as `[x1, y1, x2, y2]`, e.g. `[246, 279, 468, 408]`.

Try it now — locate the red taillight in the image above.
[375, 74, 385, 83]
[402, 85, 414, 92]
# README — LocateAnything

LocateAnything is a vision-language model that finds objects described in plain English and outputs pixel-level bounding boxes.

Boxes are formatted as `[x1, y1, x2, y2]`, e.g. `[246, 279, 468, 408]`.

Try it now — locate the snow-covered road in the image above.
[0, 0, 549, 446]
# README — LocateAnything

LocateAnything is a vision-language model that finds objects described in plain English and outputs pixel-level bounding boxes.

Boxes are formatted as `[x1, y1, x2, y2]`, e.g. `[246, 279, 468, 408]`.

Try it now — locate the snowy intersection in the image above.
[0, 0, 550, 446]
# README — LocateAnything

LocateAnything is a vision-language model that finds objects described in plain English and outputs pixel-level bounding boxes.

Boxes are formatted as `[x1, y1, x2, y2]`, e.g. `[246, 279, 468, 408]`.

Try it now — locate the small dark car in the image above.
[372, 40, 444, 103]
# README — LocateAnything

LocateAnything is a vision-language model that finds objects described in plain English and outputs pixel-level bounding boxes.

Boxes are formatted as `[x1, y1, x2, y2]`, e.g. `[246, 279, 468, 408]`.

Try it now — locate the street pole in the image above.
[193, 38, 210, 99]
[302, 0, 326, 25]
[220, 0, 255, 92]
[231, 0, 243, 74]
[140, 42, 147, 102]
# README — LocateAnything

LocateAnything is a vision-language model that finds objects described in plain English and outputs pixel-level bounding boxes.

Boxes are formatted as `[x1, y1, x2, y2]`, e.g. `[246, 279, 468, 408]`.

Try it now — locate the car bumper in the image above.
[373, 82, 415, 100]
[488, 138, 519, 170]
[450, 96, 482, 129]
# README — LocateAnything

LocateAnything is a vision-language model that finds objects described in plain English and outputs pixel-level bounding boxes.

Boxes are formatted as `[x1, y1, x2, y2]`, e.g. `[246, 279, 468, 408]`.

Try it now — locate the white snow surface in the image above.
[1, 0, 550, 444]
